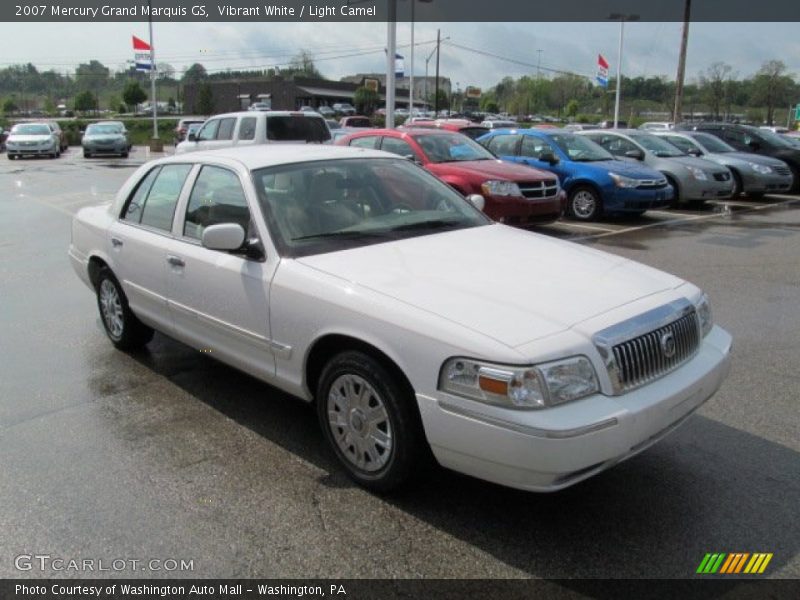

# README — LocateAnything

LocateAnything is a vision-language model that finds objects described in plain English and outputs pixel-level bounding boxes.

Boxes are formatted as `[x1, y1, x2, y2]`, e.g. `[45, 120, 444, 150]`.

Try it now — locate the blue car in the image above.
[478, 129, 674, 221]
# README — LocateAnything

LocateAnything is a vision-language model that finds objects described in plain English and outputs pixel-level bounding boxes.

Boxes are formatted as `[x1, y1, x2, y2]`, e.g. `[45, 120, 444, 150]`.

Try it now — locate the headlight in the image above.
[439, 356, 600, 410]
[686, 166, 708, 180]
[695, 293, 713, 337]
[748, 162, 772, 174]
[609, 172, 640, 188]
[481, 180, 522, 197]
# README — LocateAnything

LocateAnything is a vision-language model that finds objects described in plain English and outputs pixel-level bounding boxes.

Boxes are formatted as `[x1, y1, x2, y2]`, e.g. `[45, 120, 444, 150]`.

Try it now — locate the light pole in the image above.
[608, 12, 638, 128]
[404, 0, 433, 116]
[424, 36, 448, 111]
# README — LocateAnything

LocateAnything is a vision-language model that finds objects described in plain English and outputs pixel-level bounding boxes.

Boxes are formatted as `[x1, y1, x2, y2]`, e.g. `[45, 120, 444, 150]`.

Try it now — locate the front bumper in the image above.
[418, 325, 732, 492]
[605, 185, 674, 212]
[741, 170, 793, 194]
[7, 143, 57, 156]
[680, 177, 733, 201]
[484, 194, 563, 225]
[83, 142, 128, 155]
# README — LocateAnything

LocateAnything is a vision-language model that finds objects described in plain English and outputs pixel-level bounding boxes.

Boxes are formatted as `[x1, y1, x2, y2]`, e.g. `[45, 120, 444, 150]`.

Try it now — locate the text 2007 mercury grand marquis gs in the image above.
[68, 145, 731, 492]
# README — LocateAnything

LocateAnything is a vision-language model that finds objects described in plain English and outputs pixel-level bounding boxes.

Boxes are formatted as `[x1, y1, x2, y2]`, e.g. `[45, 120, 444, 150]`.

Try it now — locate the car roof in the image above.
[158, 144, 392, 170]
[207, 110, 326, 119]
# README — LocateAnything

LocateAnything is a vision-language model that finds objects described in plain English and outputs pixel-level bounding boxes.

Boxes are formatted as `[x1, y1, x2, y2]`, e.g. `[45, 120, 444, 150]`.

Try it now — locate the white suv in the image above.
[176, 110, 331, 154]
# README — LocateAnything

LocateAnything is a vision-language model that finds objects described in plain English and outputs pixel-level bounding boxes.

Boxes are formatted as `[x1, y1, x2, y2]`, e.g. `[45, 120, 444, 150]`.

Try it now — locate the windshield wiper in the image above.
[389, 219, 463, 232]
[292, 230, 393, 242]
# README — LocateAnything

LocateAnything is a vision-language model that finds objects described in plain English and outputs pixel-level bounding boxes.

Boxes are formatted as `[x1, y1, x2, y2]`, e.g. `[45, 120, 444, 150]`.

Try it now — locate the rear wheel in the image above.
[567, 186, 602, 221]
[96, 268, 154, 350]
[317, 351, 422, 492]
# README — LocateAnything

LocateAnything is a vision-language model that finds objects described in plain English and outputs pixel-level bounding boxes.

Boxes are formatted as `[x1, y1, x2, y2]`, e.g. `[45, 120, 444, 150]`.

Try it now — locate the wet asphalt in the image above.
[0, 147, 798, 583]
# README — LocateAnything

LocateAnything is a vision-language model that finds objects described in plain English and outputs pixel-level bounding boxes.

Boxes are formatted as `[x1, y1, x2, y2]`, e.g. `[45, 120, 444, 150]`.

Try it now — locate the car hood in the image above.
[705, 151, 788, 167]
[296, 224, 684, 348]
[9, 134, 52, 142]
[429, 159, 553, 181]
[573, 159, 665, 179]
[654, 154, 727, 173]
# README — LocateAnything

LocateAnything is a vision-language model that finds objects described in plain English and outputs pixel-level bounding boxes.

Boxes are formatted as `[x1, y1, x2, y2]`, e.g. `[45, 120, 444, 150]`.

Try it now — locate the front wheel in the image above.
[730, 170, 743, 198]
[567, 186, 602, 221]
[96, 268, 154, 350]
[317, 351, 422, 492]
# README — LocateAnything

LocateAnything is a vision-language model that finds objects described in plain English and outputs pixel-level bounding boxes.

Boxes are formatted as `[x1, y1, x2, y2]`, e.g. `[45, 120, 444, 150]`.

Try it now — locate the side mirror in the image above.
[624, 149, 644, 160]
[188, 132, 197, 142]
[201, 223, 246, 251]
[748, 140, 760, 151]
[466, 193, 485, 211]
[539, 152, 559, 165]
[404, 154, 422, 165]
[687, 147, 702, 156]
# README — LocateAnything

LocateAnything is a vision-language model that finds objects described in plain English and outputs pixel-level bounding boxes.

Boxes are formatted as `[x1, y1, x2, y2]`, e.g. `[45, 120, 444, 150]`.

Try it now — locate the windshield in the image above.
[629, 133, 686, 157]
[86, 124, 122, 135]
[549, 133, 614, 161]
[12, 124, 51, 135]
[744, 126, 795, 149]
[690, 132, 735, 153]
[252, 157, 489, 257]
[413, 133, 496, 163]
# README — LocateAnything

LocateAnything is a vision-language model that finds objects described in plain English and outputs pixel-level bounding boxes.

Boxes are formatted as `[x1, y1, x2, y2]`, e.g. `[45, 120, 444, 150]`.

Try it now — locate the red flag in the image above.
[132, 36, 151, 51]
[598, 54, 609, 69]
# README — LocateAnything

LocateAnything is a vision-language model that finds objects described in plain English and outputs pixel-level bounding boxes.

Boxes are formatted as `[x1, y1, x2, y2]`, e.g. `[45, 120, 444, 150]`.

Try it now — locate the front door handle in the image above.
[110, 237, 123, 248]
[166, 255, 185, 267]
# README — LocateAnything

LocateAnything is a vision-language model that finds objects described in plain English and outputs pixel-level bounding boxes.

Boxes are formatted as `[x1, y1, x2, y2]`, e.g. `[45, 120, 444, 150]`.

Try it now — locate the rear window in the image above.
[266, 116, 331, 143]
[346, 117, 371, 128]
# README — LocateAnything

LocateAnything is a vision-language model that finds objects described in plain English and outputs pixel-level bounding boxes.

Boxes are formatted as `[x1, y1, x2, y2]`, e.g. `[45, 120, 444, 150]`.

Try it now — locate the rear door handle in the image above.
[166, 255, 185, 267]
[110, 237, 123, 248]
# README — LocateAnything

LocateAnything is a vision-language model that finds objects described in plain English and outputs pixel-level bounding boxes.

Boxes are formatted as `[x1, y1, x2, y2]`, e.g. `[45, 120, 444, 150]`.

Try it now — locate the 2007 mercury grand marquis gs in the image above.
[69, 145, 731, 492]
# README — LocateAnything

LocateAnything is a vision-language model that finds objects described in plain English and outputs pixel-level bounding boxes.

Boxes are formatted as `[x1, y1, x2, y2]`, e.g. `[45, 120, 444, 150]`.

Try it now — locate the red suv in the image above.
[337, 128, 564, 225]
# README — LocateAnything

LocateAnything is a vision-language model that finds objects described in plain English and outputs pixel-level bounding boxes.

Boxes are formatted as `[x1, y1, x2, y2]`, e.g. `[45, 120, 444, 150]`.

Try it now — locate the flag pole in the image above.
[148, 0, 158, 142]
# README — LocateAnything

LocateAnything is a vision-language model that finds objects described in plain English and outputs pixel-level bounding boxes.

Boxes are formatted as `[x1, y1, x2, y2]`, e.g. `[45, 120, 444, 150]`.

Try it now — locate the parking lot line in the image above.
[573, 197, 798, 241]
[550, 222, 617, 232]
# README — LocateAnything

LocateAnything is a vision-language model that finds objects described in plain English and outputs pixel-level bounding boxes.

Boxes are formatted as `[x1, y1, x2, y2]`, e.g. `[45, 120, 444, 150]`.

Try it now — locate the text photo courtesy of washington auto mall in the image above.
[0, 1, 799, 599]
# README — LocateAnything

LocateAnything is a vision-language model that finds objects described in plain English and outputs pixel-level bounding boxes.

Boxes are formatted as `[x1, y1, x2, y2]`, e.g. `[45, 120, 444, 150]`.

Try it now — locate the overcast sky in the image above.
[1, 21, 798, 89]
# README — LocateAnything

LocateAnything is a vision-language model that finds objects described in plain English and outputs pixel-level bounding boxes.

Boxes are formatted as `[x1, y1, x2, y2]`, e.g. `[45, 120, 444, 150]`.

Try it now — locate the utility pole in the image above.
[434, 29, 441, 115]
[536, 49, 543, 79]
[148, 0, 158, 142]
[386, 0, 397, 128]
[673, 0, 692, 125]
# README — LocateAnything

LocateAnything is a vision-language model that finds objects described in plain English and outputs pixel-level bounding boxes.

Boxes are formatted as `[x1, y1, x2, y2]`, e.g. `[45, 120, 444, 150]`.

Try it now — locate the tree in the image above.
[2, 98, 18, 114]
[699, 62, 735, 119]
[182, 63, 208, 84]
[196, 82, 214, 115]
[750, 60, 794, 125]
[74, 90, 96, 112]
[566, 99, 580, 118]
[353, 86, 378, 114]
[122, 81, 147, 112]
[287, 51, 322, 79]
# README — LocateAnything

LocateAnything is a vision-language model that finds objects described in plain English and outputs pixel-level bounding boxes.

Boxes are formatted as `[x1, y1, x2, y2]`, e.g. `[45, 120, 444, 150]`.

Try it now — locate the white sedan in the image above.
[69, 145, 732, 492]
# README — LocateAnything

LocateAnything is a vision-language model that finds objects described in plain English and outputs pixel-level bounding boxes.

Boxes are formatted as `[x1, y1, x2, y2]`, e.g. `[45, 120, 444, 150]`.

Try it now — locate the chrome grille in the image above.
[593, 299, 701, 395]
[612, 312, 699, 391]
[774, 165, 791, 176]
[518, 179, 559, 199]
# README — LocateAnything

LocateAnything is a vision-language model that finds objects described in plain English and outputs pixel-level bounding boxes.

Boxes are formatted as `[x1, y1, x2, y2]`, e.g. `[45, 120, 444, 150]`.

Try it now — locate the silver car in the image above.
[82, 122, 130, 158]
[578, 129, 733, 205]
[653, 131, 793, 199]
[6, 122, 61, 159]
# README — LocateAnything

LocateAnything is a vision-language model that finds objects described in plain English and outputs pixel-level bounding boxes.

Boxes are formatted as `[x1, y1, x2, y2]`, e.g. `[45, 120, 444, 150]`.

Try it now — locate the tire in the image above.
[317, 350, 422, 492]
[84, 151, 91, 158]
[95, 268, 154, 350]
[567, 185, 602, 221]
[121, 151, 129, 158]
[7, 154, 14, 160]
[665, 175, 681, 208]
[748, 192, 765, 201]
[730, 170, 743, 198]
[790, 166, 800, 195]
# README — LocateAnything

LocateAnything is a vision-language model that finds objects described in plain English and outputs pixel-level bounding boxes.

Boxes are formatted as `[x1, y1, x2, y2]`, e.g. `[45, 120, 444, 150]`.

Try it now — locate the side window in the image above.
[487, 135, 521, 156]
[183, 166, 251, 241]
[380, 137, 416, 157]
[138, 164, 193, 232]
[197, 120, 219, 141]
[598, 136, 637, 156]
[520, 136, 556, 159]
[664, 136, 695, 153]
[349, 136, 379, 149]
[122, 167, 160, 222]
[216, 118, 236, 141]
[238, 117, 257, 141]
